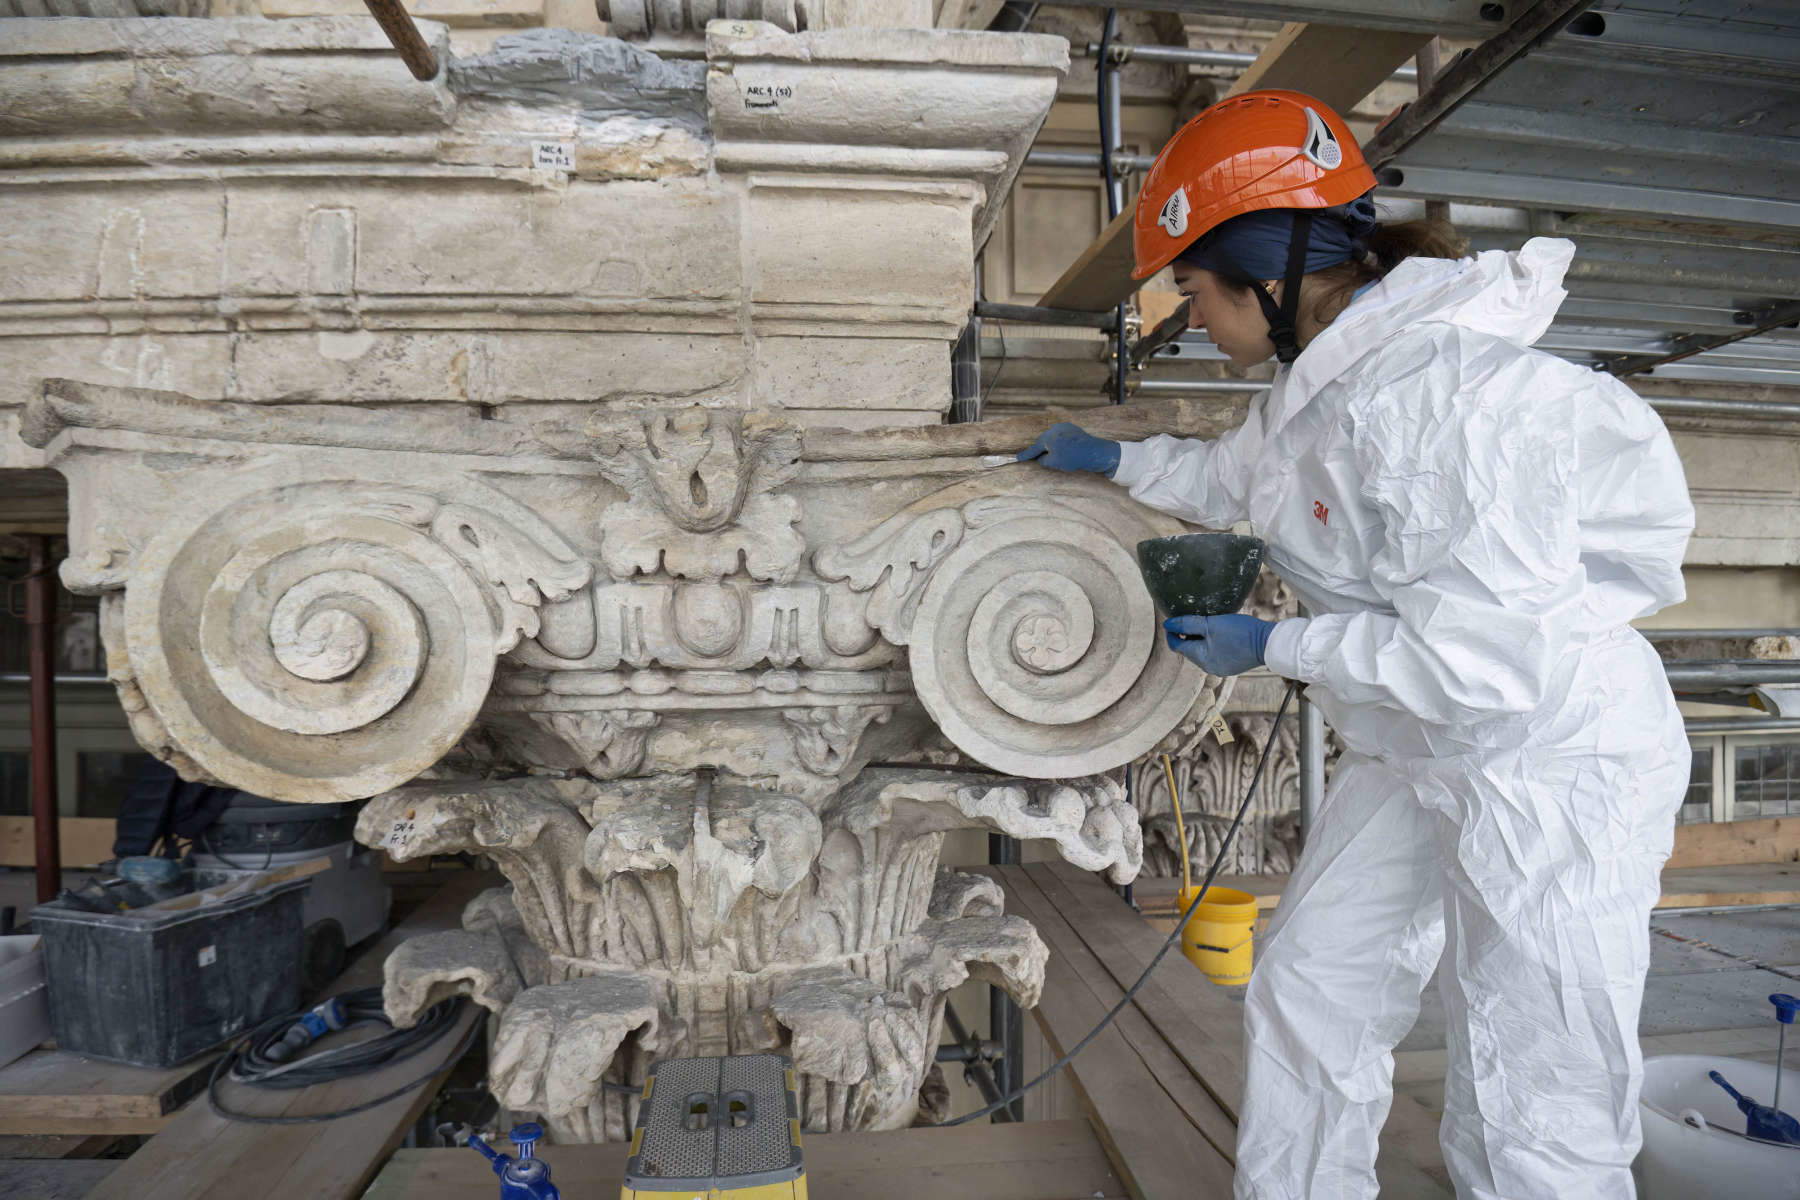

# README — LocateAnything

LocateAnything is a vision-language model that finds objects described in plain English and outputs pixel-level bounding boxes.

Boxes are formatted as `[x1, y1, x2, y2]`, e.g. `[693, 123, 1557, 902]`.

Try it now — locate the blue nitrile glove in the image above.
[1016, 422, 1121, 475]
[1164, 614, 1277, 676]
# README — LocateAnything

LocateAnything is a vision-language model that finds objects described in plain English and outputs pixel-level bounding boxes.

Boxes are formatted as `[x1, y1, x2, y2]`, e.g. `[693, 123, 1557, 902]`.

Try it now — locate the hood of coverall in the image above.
[1280, 237, 1576, 415]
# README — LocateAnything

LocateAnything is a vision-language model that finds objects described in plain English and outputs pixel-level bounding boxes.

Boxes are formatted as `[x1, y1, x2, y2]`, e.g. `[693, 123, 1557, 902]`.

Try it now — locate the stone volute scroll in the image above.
[815, 475, 1212, 778]
[122, 480, 591, 802]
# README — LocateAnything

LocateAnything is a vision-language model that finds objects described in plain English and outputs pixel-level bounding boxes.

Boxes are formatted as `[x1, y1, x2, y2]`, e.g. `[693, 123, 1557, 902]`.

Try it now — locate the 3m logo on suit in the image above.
[1313, 501, 1330, 525]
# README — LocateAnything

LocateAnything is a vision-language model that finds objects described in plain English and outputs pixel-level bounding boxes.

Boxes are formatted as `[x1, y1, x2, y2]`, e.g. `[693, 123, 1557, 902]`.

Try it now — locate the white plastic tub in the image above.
[0, 934, 50, 1071]
[1637, 1054, 1800, 1200]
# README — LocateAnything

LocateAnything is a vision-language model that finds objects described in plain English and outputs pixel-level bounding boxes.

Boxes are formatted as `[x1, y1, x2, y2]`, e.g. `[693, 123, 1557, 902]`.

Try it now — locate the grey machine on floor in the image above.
[191, 795, 390, 991]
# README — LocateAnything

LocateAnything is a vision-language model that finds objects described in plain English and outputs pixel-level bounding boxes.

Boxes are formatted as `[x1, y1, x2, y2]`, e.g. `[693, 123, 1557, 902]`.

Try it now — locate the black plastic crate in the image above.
[30, 879, 307, 1068]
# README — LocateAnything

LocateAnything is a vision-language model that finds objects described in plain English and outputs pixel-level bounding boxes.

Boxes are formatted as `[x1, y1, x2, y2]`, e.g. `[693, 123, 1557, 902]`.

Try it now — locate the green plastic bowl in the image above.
[1135, 532, 1266, 620]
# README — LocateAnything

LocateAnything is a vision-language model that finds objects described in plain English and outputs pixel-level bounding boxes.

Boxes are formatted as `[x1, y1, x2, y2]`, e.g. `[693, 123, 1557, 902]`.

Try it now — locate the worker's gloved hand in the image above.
[1164, 614, 1277, 676]
[1017, 422, 1121, 475]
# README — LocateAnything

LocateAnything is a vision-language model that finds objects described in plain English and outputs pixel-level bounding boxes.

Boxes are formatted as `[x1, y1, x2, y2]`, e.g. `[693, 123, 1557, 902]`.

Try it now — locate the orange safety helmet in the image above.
[1133, 90, 1377, 281]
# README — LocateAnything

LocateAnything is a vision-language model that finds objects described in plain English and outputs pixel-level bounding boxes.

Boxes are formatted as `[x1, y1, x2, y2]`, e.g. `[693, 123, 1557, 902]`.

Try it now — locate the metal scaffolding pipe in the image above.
[1683, 716, 1800, 735]
[935, 1039, 1003, 1063]
[1649, 396, 1800, 423]
[1027, 148, 1157, 173]
[1119, 382, 1800, 417]
[1078, 40, 1418, 80]
[1362, 0, 1598, 168]
[1665, 661, 1800, 689]
[25, 535, 61, 905]
[1098, 8, 1130, 414]
[987, 832, 1024, 1120]
[1653, 901, 1800, 916]
[942, 1002, 1012, 1121]
[1131, 378, 1271, 394]
[1643, 629, 1800, 641]
[974, 300, 1120, 330]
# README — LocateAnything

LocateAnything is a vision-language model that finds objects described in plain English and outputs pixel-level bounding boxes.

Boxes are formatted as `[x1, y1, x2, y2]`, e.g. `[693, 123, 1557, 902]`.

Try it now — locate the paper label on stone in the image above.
[532, 141, 575, 170]
[198, 945, 217, 968]
[742, 82, 795, 111]
[1210, 713, 1234, 745]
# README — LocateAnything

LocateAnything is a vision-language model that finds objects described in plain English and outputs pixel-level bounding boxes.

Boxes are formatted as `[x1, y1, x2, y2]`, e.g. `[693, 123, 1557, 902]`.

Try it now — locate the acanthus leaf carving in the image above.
[430, 503, 594, 654]
[1131, 710, 1340, 877]
[384, 928, 525, 1026]
[528, 709, 661, 780]
[582, 775, 822, 957]
[590, 407, 805, 583]
[781, 703, 892, 776]
[813, 508, 970, 645]
[489, 973, 670, 1121]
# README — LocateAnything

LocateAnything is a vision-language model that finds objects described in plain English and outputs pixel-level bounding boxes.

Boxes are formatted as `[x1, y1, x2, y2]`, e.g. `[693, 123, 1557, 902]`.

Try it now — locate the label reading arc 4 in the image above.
[743, 82, 795, 111]
[531, 142, 574, 171]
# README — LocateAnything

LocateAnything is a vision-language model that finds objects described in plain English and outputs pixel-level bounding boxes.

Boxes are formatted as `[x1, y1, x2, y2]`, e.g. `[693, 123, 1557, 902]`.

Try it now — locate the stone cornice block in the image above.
[22, 377, 1241, 465]
[705, 21, 1068, 245]
[0, 16, 456, 137]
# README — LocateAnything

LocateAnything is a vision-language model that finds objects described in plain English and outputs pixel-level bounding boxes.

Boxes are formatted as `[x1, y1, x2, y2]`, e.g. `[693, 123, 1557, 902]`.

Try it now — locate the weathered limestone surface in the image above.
[0, 17, 1066, 471]
[5, 18, 1249, 1141]
[357, 767, 1085, 1136]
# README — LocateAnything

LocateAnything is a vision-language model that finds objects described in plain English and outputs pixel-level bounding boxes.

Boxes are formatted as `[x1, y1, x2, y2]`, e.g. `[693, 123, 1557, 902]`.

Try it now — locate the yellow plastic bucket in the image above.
[1177, 885, 1257, 985]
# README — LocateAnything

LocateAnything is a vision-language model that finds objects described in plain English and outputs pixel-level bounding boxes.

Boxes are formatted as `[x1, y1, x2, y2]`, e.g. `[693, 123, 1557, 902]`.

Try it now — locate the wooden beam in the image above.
[1133, 859, 1800, 915]
[1006, 867, 1240, 1156]
[983, 868, 1238, 1199]
[1034, 210, 1137, 314]
[1034, 862, 1452, 1198]
[0, 817, 113, 870]
[0, 1160, 119, 1199]
[1668, 816, 1800, 869]
[1023, 864, 1247, 1122]
[366, 1120, 1127, 1200]
[935, 0, 1004, 29]
[1228, 22, 1430, 100]
[1035, 23, 1430, 313]
[0, 1051, 214, 1137]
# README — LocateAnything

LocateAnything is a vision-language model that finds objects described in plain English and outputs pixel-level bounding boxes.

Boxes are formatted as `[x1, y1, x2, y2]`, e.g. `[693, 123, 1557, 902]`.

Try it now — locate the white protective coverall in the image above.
[1111, 238, 1694, 1199]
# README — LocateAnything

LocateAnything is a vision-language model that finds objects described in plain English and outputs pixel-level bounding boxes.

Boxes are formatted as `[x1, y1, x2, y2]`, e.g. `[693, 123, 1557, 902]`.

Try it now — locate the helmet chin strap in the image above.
[1222, 211, 1314, 365]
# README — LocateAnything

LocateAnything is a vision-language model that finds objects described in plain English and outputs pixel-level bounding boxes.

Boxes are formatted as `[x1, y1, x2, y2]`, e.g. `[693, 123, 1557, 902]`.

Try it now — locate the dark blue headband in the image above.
[1175, 195, 1379, 280]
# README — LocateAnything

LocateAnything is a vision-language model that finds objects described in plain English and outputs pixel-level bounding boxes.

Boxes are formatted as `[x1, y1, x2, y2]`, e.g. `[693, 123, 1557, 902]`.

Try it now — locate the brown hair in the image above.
[1303, 218, 1469, 329]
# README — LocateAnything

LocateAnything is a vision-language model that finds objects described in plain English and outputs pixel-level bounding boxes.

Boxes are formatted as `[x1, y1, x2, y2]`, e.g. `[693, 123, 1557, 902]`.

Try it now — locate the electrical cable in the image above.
[209, 986, 474, 1124]
[200, 825, 276, 873]
[979, 318, 1008, 411]
[942, 680, 1299, 1126]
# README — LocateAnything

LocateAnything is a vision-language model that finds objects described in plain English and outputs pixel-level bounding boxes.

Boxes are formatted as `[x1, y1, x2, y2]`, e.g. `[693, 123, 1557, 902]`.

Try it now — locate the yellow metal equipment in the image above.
[621, 1054, 808, 1200]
